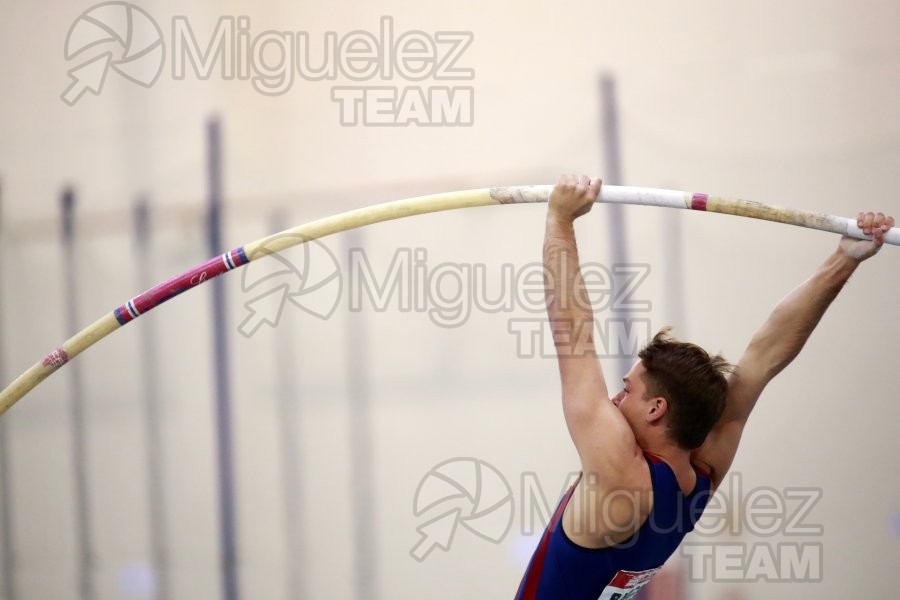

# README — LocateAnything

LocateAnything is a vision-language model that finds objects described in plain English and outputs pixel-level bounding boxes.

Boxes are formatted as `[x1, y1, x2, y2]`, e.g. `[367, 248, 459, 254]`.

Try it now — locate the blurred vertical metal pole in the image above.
[207, 118, 240, 600]
[662, 202, 687, 332]
[599, 74, 635, 384]
[269, 212, 307, 600]
[61, 188, 95, 600]
[135, 199, 171, 600]
[0, 181, 18, 600]
[344, 230, 378, 600]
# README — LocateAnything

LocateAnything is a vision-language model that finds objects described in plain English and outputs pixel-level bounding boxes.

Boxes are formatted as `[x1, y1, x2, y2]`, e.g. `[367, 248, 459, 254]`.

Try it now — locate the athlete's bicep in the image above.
[558, 355, 643, 482]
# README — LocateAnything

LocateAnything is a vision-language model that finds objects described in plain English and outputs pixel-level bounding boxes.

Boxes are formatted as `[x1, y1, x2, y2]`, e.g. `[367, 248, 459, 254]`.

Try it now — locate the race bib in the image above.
[596, 568, 660, 600]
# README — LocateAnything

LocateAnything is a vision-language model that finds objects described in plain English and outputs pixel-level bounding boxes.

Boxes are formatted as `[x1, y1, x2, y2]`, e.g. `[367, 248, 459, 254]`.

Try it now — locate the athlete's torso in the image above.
[515, 453, 711, 600]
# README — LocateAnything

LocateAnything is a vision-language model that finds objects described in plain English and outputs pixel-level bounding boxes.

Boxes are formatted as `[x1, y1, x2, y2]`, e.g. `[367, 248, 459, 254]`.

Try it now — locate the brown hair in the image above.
[637, 328, 732, 449]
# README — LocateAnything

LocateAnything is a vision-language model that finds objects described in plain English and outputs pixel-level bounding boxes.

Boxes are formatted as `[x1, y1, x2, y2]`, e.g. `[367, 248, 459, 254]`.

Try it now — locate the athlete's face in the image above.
[611, 360, 652, 434]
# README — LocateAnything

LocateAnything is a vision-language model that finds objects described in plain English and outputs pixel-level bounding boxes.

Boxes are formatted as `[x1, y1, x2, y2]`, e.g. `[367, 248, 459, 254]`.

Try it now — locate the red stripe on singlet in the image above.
[643, 451, 664, 464]
[517, 473, 583, 600]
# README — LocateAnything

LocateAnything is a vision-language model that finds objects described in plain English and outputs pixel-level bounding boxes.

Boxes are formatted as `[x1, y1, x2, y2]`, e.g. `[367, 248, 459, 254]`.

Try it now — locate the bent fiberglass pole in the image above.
[1, 185, 897, 416]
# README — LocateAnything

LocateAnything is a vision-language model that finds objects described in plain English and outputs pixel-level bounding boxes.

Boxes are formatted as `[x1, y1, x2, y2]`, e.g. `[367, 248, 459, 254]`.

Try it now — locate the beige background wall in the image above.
[1, 1, 899, 599]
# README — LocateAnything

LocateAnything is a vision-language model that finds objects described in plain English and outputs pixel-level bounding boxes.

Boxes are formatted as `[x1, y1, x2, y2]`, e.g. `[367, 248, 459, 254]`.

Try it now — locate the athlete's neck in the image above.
[639, 440, 693, 471]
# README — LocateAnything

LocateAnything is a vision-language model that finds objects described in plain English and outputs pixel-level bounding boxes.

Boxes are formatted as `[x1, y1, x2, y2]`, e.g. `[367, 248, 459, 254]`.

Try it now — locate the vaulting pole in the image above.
[2, 185, 896, 414]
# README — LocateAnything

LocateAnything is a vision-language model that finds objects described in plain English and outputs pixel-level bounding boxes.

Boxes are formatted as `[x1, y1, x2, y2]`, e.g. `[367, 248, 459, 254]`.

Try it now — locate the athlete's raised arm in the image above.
[692, 210, 895, 487]
[544, 175, 645, 486]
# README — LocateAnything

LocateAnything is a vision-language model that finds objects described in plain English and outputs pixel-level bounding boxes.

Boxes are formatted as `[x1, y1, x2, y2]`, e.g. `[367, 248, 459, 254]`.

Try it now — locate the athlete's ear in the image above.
[646, 396, 667, 423]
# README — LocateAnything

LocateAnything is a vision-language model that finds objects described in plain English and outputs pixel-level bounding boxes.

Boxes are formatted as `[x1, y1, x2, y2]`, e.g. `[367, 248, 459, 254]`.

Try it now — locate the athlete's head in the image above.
[612, 328, 731, 450]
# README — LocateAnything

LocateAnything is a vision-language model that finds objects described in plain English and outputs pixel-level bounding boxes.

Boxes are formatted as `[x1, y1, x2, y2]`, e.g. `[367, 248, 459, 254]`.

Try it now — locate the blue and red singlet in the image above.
[515, 453, 711, 600]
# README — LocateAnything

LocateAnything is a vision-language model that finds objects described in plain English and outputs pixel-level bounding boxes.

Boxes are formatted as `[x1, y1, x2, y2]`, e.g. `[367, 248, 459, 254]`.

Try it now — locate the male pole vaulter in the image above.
[515, 174, 894, 599]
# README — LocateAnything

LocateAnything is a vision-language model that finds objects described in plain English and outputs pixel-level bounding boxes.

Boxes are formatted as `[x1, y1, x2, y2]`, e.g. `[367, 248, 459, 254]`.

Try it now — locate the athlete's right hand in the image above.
[839, 211, 895, 262]
[548, 174, 602, 223]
